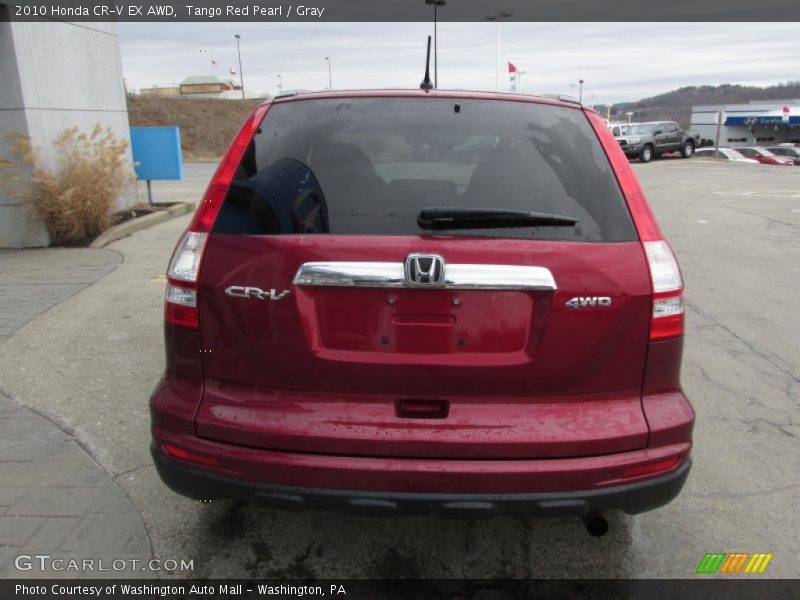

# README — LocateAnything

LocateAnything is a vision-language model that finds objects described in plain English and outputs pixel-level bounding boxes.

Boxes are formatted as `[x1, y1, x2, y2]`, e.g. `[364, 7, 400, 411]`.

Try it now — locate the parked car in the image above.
[608, 122, 633, 137]
[694, 148, 759, 163]
[732, 146, 795, 166]
[766, 145, 800, 165]
[151, 90, 693, 534]
[617, 121, 696, 162]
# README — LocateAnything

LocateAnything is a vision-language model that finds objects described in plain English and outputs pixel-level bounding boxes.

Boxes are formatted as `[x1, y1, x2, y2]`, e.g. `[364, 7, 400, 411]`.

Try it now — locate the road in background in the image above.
[0, 160, 797, 578]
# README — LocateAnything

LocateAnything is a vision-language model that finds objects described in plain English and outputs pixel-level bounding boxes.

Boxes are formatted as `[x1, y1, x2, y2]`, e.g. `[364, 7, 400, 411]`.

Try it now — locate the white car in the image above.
[693, 148, 759, 163]
[608, 122, 635, 138]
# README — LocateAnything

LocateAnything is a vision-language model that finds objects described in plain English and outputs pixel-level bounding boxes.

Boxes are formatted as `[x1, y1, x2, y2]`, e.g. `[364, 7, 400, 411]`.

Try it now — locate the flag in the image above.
[508, 62, 517, 73]
[230, 67, 237, 75]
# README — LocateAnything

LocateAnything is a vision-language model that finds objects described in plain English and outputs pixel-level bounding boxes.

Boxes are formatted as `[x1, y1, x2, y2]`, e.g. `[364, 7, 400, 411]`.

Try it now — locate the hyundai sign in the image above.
[726, 107, 799, 127]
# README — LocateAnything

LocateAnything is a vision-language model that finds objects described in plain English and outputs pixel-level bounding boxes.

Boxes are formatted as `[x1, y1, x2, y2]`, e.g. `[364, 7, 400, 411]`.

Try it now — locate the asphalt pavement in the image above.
[0, 160, 797, 578]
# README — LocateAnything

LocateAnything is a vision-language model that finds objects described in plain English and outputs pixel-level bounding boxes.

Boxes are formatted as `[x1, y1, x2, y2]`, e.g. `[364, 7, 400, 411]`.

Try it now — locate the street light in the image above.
[234, 34, 244, 99]
[425, 0, 446, 88]
[578, 79, 584, 103]
[325, 56, 332, 90]
[516, 68, 527, 93]
[483, 10, 513, 92]
[626, 111, 634, 123]
[277, 74, 283, 93]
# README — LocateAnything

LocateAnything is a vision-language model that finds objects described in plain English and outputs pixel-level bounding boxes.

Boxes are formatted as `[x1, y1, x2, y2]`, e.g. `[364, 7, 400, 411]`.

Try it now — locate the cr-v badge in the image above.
[225, 286, 290, 300]
[565, 296, 612, 309]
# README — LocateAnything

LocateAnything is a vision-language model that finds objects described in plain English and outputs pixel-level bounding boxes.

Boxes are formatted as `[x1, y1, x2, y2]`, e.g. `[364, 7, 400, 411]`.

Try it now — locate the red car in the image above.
[733, 146, 795, 166]
[151, 90, 693, 535]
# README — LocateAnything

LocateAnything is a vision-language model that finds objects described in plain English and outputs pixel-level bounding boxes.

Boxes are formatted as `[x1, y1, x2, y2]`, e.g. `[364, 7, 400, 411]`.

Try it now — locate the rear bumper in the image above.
[152, 444, 690, 517]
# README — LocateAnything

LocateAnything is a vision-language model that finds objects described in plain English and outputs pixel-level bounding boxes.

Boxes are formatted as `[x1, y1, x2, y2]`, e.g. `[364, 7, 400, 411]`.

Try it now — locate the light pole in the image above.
[517, 69, 527, 93]
[483, 11, 513, 92]
[234, 34, 244, 99]
[425, 0, 446, 88]
[578, 79, 584, 103]
[569, 82, 576, 97]
[626, 111, 634, 123]
[277, 74, 283, 93]
[325, 56, 332, 89]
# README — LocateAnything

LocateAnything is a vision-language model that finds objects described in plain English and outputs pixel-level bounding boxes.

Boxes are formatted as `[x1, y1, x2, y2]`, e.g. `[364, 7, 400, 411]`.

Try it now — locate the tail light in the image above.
[164, 103, 270, 330]
[585, 110, 684, 341]
[165, 231, 208, 329]
[644, 240, 684, 341]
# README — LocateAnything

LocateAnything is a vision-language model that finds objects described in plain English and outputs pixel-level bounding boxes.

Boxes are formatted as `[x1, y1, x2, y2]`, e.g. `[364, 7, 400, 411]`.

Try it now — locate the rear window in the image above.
[214, 97, 636, 242]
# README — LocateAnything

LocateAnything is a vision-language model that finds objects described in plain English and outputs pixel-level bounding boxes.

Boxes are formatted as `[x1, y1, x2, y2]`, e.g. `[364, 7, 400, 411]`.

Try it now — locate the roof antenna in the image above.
[420, 35, 433, 90]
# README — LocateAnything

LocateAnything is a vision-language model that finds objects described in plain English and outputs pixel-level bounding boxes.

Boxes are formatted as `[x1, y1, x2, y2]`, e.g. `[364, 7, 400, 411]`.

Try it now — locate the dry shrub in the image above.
[1, 125, 135, 246]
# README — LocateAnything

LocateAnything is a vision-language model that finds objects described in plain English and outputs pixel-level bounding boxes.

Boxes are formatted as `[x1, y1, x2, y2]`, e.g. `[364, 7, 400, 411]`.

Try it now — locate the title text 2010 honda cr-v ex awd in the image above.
[150, 89, 694, 531]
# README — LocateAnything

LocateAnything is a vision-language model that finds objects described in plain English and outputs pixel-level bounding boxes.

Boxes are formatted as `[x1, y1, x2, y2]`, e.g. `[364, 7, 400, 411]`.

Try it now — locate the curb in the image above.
[90, 202, 195, 248]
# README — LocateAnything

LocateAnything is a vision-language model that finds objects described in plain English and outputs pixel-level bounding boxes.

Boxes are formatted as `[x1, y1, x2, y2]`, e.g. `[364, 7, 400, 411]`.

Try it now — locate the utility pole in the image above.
[234, 34, 244, 99]
[714, 110, 724, 159]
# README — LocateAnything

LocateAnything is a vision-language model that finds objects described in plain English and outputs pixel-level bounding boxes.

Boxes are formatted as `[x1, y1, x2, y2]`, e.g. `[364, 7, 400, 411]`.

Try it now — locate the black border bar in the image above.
[4, 0, 800, 22]
[3, 579, 799, 599]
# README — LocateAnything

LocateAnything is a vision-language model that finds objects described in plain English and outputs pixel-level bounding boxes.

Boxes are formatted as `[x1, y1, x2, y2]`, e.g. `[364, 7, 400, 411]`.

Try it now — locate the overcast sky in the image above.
[118, 23, 800, 104]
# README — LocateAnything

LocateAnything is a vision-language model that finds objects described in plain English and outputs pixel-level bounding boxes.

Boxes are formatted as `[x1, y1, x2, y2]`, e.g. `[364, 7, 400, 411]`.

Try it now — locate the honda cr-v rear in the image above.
[150, 90, 694, 528]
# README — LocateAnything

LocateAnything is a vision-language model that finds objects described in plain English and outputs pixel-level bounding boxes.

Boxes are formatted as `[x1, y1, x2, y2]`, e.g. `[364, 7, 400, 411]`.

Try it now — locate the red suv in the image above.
[150, 90, 693, 534]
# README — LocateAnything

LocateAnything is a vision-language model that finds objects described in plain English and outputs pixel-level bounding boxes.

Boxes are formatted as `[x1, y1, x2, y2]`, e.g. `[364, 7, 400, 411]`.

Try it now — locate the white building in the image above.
[691, 99, 800, 147]
[0, 17, 134, 247]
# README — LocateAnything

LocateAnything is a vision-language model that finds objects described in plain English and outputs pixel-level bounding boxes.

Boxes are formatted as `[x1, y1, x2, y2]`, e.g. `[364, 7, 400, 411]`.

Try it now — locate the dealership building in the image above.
[690, 100, 800, 146]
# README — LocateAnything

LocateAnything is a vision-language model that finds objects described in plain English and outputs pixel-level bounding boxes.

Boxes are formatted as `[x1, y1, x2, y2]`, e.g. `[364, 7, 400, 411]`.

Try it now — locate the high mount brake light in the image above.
[585, 111, 684, 341]
[164, 103, 271, 329]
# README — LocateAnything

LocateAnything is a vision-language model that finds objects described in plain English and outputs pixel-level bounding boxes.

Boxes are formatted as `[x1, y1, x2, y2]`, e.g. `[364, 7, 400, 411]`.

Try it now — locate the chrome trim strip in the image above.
[293, 262, 557, 291]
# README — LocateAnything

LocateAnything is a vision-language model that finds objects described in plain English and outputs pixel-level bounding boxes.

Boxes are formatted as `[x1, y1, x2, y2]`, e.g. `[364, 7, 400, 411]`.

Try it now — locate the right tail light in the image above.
[644, 240, 684, 341]
[585, 110, 685, 342]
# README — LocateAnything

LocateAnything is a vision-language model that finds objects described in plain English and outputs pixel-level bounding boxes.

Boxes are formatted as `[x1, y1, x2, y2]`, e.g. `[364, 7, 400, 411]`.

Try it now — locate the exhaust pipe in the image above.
[582, 511, 609, 537]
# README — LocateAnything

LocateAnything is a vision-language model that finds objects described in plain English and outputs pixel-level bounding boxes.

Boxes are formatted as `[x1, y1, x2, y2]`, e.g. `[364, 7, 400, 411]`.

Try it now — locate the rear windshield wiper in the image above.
[418, 207, 578, 230]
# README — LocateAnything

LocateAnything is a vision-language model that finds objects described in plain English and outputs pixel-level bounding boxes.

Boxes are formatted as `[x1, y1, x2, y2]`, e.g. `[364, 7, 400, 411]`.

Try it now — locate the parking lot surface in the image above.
[0, 160, 797, 578]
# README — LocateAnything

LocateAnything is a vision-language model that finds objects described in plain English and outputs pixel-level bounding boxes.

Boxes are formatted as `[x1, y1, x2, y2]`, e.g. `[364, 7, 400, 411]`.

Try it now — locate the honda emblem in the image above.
[404, 254, 446, 287]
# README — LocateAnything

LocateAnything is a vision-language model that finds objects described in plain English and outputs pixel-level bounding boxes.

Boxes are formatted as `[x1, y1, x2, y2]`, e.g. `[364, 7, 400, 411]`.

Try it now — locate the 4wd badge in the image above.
[565, 296, 612, 309]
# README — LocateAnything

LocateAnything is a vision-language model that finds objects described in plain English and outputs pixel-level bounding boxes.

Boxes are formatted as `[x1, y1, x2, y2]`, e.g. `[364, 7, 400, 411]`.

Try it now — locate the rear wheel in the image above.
[681, 141, 694, 158]
[639, 145, 653, 163]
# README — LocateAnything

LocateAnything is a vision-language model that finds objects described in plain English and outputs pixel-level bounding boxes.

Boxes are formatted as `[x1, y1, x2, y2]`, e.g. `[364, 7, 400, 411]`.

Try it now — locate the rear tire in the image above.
[681, 142, 694, 158]
[639, 145, 653, 163]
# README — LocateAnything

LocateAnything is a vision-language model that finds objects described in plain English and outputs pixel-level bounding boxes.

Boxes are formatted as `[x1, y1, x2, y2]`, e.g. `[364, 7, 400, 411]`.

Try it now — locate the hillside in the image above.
[127, 82, 800, 157]
[602, 81, 800, 127]
[126, 96, 261, 160]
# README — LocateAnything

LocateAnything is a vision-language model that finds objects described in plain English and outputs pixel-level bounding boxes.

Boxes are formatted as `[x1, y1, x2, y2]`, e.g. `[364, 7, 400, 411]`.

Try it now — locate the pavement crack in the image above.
[687, 301, 800, 384]
[112, 463, 152, 480]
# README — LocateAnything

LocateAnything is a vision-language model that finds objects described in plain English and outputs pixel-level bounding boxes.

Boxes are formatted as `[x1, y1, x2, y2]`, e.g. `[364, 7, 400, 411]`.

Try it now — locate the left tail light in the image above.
[165, 231, 208, 329]
[163, 103, 270, 330]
